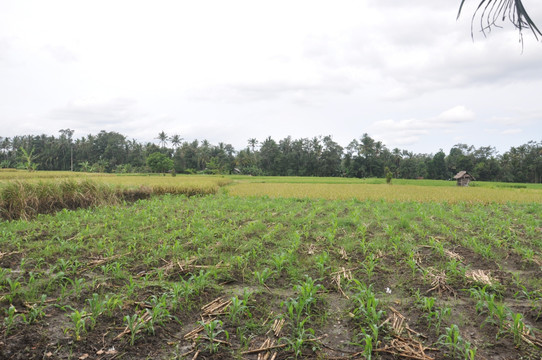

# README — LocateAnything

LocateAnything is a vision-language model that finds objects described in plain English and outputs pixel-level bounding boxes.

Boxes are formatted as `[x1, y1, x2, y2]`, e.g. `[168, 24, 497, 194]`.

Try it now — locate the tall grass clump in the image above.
[0, 177, 227, 220]
[0, 180, 121, 220]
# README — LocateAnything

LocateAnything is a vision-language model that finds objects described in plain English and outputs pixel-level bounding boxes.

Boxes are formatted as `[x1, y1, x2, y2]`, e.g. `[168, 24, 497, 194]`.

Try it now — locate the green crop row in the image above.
[1, 193, 541, 358]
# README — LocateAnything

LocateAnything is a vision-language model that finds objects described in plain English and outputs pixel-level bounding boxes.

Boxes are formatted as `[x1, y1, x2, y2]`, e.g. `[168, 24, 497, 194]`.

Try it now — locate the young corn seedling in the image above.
[314, 251, 330, 279]
[491, 302, 510, 339]
[283, 298, 308, 328]
[464, 341, 477, 360]
[25, 294, 48, 324]
[86, 293, 106, 329]
[473, 288, 510, 338]
[438, 324, 462, 358]
[229, 295, 251, 325]
[69, 277, 86, 298]
[145, 294, 171, 335]
[124, 313, 146, 346]
[350, 280, 385, 349]
[295, 277, 322, 305]
[420, 296, 438, 330]
[233, 254, 249, 274]
[406, 251, 418, 276]
[55, 258, 71, 273]
[363, 254, 378, 282]
[253, 268, 274, 287]
[436, 307, 451, 334]
[271, 252, 289, 274]
[3, 304, 21, 336]
[282, 317, 316, 359]
[189, 270, 212, 295]
[200, 319, 228, 354]
[5, 277, 22, 303]
[103, 294, 123, 316]
[87, 293, 104, 316]
[67, 309, 87, 341]
[360, 329, 374, 360]
[325, 214, 338, 245]
[519, 288, 542, 321]
[0, 268, 10, 285]
[280, 277, 322, 333]
[111, 261, 126, 280]
[510, 312, 532, 347]
[169, 281, 194, 310]
[25, 272, 40, 301]
[289, 232, 301, 254]
[445, 258, 465, 282]
[124, 275, 138, 297]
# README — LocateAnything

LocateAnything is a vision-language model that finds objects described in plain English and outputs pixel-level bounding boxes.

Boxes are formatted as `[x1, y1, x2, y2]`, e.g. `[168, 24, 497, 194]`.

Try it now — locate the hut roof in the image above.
[453, 171, 474, 180]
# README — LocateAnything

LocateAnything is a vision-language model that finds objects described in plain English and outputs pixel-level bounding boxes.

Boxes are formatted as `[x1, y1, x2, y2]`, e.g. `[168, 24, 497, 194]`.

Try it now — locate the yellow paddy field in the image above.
[1, 170, 541, 203]
[228, 182, 542, 203]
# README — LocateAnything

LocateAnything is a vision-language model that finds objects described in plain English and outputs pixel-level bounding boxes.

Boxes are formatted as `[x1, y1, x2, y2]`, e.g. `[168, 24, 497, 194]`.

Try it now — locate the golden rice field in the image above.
[228, 182, 542, 203]
[0, 170, 231, 193]
[0, 171, 233, 220]
[1, 170, 541, 204]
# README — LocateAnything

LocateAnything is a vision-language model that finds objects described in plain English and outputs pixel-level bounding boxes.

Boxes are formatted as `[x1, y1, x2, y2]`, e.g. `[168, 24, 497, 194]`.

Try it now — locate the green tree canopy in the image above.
[146, 152, 173, 173]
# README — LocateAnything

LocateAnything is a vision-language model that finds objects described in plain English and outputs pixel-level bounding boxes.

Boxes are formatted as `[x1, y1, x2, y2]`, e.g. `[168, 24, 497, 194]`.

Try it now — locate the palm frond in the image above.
[458, 0, 541, 42]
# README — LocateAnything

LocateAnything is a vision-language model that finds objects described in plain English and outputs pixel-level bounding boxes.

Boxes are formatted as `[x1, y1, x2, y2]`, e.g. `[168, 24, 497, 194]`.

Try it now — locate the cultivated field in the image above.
[1, 172, 541, 359]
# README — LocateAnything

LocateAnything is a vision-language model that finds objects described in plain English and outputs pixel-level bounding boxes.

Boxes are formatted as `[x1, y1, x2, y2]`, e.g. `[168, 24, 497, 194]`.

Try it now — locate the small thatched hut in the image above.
[454, 171, 475, 186]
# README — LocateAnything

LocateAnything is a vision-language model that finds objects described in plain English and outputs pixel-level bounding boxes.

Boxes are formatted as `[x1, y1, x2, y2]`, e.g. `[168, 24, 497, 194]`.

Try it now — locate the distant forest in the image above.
[1, 130, 541, 183]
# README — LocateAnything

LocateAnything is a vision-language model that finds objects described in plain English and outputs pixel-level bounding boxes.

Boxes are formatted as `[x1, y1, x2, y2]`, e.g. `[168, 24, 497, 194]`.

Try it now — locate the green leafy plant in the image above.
[271, 252, 289, 273]
[314, 251, 330, 278]
[25, 295, 47, 324]
[67, 309, 87, 341]
[361, 330, 374, 360]
[510, 312, 531, 347]
[229, 294, 251, 325]
[362, 254, 378, 281]
[438, 324, 462, 358]
[200, 319, 228, 354]
[145, 294, 171, 335]
[282, 317, 316, 359]
[19, 147, 38, 171]
[124, 313, 146, 346]
[253, 267, 274, 287]
[3, 304, 21, 336]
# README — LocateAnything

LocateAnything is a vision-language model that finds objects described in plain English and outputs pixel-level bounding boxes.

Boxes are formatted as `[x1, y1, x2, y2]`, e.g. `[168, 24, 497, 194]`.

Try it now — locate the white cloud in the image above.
[0, 38, 11, 64]
[371, 106, 476, 147]
[501, 128, 523, 135]
[49, 98, 141, 129]
[434, 105, 475, 124]
[194, 73, 359, 103]
[487, 116, 518, 126]
[42, 45, 78, 63]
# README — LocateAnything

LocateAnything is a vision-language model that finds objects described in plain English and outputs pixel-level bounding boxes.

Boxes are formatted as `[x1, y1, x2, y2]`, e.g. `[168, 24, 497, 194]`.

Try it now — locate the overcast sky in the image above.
[1, 0, 541, 154]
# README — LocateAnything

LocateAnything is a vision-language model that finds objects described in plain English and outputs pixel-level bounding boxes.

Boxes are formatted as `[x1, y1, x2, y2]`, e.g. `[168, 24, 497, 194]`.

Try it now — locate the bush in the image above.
[146, 152, 173, 173]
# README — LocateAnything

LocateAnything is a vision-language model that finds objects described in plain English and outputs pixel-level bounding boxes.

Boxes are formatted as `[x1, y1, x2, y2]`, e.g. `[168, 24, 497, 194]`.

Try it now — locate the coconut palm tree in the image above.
[156, 131, 168, 148]
[170, 134, 183, 149]
[247, 138, 258, 153]
[59, 129, 75, 171]
[458, 0, 541, 42]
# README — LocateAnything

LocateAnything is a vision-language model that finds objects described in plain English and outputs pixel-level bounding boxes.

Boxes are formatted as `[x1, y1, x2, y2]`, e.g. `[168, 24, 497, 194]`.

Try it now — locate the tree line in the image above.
[1, 130, 541, 183]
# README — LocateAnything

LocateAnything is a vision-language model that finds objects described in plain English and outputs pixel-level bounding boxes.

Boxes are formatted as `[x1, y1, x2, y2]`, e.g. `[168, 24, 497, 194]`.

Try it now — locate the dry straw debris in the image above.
[425, 268, 456, 296]
[465, 269, 494, 285]
[375, 307, 437, 360]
